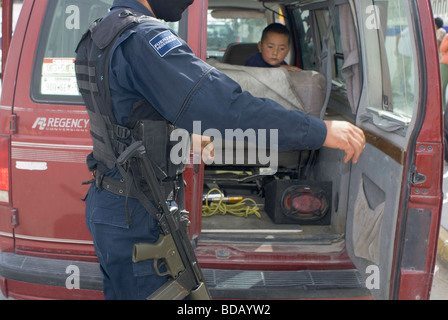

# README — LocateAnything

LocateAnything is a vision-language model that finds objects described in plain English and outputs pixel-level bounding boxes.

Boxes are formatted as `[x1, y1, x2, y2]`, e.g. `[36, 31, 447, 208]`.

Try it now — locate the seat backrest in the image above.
[208, 60, 327, 117]
[206, 60, 327, 169]
[222, 43, 258, 65]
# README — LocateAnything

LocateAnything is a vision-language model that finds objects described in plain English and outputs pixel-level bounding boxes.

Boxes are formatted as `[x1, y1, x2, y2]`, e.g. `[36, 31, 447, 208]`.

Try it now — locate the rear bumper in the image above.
[0, 251, 371, 299]
[0, 251, 103, 291]
[203, 268, 371, 299]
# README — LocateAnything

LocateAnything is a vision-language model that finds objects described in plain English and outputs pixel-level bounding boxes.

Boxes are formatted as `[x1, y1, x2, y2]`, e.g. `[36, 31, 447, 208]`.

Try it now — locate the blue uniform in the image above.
[85, 0, 327, 300]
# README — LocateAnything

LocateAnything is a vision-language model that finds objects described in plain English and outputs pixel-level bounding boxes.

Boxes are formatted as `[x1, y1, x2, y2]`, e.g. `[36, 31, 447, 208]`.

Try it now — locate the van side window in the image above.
[31, 0, 179, 105]
[207, 9, 267, 61]
[291, 9, 318, 71]
[292, 6, 354, 86]
[361, 0, 416, 129]
[31, 0, 113, 104]
[331, 8, 346, 86]
[292, 5, 360, 115]
[385, 1, 416, 118]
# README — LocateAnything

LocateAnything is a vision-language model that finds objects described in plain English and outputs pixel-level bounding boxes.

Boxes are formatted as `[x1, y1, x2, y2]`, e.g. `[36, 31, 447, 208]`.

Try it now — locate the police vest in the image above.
[75, 9, 189, 185]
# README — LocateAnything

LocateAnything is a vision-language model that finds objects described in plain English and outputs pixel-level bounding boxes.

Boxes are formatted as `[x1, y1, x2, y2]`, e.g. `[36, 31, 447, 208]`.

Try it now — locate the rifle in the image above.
[117, 141, 212, 300]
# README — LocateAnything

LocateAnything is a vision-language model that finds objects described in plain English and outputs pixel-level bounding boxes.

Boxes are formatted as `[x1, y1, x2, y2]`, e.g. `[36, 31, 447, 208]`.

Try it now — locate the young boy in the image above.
[245, 23, 301, 71]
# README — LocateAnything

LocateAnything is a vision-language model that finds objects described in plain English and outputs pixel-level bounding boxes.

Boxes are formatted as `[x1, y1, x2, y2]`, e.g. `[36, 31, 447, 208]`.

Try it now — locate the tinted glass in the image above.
[207, 10, 267, 60]
[31, 0, 179, 104]
[31, 0, 113, 103]
[361, 0, 417, 124]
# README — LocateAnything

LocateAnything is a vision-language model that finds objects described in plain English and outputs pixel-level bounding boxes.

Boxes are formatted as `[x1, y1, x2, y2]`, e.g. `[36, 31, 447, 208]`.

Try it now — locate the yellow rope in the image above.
[202, 188, 261, 219]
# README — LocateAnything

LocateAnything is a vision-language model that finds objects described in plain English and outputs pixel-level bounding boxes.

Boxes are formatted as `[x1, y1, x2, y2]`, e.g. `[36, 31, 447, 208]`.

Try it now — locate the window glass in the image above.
[362, 0, 416, 122]
[207, 10, 267, 60]
[292, 6, 348, 77]
[332, 7, 346, 86]
[383, 0, 415, 117]
[32, 0, 113, 103]
[291, 9, 318, 71]
[32, 0, 179, 104]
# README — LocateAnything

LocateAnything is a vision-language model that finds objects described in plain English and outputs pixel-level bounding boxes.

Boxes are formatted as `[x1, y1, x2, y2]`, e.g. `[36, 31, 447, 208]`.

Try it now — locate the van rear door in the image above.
[344, 0, 443, 300]
[8, 0, 112, 258]
[0, 0, 34, 257]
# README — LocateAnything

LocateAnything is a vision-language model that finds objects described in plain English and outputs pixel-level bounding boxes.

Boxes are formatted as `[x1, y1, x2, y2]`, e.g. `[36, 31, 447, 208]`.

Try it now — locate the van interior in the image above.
[201, 0, 359, 254]
[197, 0, 419, 300]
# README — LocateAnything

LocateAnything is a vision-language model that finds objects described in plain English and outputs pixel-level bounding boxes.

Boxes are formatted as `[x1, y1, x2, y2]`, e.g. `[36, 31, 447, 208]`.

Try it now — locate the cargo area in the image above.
[200, 172, 341, 242]
[198, 139, 349, 254]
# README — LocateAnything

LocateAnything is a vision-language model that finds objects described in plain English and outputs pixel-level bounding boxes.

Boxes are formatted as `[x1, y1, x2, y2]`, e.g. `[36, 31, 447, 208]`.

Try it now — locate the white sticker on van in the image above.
[41, 58, 80, 96]
[32, 117, 90, 132]
[16, 161, 48, 171]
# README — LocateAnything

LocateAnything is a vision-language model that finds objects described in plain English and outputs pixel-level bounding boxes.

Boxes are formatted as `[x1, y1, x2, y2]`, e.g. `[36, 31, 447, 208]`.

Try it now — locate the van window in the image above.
[207, 9, 267, 60]
[291, 9, 318, 71]
[361, 0, 416, 126]
[384, 1, 416, 118]
[291, 6, 351, 75]
[31, 0, 179, 105]
[31, 0, 112, 104]
[332, 8, 346, 86]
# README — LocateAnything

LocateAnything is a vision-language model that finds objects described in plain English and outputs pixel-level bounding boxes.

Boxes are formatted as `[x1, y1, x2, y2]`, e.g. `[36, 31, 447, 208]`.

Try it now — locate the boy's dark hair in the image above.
[436, 17, 444, 29]
[261, 23, 290, 43]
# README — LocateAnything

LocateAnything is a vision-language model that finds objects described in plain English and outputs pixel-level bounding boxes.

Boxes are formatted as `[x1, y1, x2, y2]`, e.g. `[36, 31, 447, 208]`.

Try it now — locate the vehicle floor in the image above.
[199, 184, 345, 252]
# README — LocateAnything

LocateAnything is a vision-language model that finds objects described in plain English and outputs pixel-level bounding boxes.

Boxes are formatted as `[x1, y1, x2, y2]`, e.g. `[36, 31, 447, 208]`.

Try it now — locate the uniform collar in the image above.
[111, 0, 154, 17]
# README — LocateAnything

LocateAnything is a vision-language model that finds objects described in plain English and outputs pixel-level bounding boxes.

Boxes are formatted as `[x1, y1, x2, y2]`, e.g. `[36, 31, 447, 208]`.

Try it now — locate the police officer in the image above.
[79, 0, 365, 300]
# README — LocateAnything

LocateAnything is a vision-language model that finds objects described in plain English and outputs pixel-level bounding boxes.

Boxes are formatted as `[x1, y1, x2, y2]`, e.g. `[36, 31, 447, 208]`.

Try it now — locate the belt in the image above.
[95, 173, 178, 201]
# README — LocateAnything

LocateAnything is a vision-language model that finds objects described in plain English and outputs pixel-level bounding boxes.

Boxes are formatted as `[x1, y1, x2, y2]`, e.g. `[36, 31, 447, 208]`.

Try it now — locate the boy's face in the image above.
[258, 32, 290, 67]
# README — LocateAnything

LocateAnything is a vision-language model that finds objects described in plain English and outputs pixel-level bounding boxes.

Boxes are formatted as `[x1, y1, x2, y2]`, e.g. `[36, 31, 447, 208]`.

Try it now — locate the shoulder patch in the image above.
[149, 30, 182, 57]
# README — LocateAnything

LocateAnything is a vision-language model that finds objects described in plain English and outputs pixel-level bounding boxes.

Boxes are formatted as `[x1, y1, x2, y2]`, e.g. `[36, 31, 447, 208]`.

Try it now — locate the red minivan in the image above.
[0, 0, 443, 300]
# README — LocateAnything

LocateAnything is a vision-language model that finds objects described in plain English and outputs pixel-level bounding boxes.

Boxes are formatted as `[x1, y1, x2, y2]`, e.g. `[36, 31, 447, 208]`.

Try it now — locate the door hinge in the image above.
[410, 165, 427, 185]
[9, 114, 17, 134]
[11, 208, 18, 227]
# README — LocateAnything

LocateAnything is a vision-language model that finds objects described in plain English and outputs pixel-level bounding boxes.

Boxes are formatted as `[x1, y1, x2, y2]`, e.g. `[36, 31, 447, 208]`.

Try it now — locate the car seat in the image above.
[222, 43, 258, 65]
[207, 60, 327, 174]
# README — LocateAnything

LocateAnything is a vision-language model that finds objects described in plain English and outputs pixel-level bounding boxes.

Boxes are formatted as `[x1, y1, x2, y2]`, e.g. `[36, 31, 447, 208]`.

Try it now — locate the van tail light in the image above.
[0, 136, 10, 204]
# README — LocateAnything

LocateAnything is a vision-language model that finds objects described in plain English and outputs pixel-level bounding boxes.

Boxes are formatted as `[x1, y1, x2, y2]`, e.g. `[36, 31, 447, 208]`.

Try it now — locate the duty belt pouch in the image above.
[133, 120, 190, 181]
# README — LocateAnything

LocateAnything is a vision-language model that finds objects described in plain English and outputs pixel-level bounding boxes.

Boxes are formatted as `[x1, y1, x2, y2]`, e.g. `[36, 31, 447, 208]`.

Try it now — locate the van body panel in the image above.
[344, 0, 442, 300]
[0, 0, 35, 259]
[0, 0, 34, 107]
[394, 0, 444, 300]
[0, 0, 443, 300]
[9, 0, 94, 255]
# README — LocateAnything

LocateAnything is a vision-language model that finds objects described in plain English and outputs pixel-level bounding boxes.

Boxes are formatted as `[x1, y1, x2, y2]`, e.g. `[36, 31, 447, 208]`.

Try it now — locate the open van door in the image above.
[343, 0, 443, 300]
